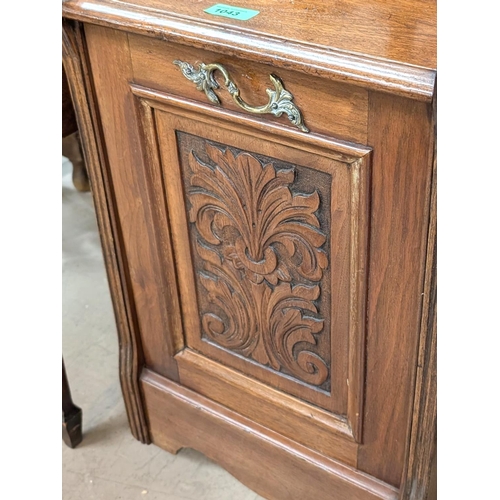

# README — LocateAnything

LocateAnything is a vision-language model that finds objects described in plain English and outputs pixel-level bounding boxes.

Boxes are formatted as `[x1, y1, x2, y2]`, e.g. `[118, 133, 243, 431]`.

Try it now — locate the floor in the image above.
[62, 158, 264, 500]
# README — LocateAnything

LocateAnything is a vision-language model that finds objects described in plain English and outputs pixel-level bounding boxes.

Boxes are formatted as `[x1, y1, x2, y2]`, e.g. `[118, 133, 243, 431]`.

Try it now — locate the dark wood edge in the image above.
[399, 96, 437, 499]
[62, 19, 150, 444]
[62, 1, 435, 102]
[62, 358, 83, 448]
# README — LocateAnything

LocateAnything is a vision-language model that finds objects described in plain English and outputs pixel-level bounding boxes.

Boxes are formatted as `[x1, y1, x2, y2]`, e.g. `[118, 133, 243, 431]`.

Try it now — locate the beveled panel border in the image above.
[177, 348, 358, 463]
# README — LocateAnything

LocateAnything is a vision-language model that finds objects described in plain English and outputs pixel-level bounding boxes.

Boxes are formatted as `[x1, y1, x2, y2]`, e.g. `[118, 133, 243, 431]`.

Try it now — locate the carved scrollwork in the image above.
[187, 143, 329, 386]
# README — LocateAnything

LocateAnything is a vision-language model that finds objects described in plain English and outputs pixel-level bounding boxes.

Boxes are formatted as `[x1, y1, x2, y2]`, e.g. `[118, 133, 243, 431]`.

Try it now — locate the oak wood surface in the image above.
[62, 0, 436, 101]
[130, 85, 370, 162]
[145, 0, 438, 69]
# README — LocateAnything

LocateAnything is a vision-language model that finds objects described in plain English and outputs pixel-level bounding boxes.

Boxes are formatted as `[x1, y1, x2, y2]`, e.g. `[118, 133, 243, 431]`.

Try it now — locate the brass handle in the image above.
[173, 60, 309, 133]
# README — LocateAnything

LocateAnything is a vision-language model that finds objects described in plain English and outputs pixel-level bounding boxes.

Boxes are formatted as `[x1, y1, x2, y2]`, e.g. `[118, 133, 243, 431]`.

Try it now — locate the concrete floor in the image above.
[62, 159, 264, 500]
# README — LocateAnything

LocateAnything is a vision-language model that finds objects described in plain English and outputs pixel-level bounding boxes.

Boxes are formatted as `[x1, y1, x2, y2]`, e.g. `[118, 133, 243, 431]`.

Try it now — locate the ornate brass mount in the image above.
[173, 60, 309, 133]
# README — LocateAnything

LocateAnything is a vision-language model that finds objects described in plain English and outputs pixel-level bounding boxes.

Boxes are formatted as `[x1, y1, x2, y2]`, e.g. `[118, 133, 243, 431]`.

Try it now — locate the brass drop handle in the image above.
[173, 60, 309, 133]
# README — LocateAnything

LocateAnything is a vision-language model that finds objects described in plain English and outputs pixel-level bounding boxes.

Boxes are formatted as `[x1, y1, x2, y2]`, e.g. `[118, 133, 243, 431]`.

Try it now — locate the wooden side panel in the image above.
[358, 93, 434, 486]
[141, 368, 399, 500]
[62, 20, 149, 443]
[84, 24, 182, 380]
[400, 117, 437, 499]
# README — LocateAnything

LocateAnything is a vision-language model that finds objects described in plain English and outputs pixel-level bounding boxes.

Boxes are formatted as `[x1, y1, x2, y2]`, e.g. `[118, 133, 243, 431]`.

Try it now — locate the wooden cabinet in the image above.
[62, 1, 436, 498]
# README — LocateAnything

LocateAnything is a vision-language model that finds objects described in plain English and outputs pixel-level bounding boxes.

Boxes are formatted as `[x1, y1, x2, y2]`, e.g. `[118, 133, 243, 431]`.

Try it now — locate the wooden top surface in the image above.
[144, 0, 436, 69]
[62, 0, 436, 101]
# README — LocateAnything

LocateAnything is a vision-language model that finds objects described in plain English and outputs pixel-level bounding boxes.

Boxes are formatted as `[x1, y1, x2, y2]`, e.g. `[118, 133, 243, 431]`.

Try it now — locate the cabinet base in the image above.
[140, 368, 398, 500]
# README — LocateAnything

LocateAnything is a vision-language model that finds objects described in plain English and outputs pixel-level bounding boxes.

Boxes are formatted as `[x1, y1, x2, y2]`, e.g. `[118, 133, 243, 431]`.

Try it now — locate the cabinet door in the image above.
[84, 24, 434, 497]
[133, 91, 371, 464]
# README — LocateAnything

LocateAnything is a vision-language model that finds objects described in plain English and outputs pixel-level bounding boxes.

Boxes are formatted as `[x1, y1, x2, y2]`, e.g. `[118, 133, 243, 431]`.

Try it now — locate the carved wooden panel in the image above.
[179, 133, 331, 390]
[133, 91, 369, 437]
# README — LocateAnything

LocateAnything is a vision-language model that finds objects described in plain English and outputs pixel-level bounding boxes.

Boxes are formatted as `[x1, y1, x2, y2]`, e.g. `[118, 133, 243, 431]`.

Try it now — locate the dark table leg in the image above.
[62, 359, 82, 448]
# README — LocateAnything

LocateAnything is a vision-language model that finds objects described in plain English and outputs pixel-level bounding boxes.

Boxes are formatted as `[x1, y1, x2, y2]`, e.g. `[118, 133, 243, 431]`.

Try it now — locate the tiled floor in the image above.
[62, 159, 263, 500]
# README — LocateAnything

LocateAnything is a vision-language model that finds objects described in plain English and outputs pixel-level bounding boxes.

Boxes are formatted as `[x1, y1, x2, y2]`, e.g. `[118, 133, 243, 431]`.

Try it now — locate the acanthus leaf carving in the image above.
[187, 142, 329, 387]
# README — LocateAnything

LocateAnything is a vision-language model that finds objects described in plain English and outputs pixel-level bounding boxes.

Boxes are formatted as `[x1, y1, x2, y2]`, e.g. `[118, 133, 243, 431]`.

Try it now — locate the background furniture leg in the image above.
[63, 63, 90, 192]
[62, 358, 82, 448]
[62, 132, 90, 192]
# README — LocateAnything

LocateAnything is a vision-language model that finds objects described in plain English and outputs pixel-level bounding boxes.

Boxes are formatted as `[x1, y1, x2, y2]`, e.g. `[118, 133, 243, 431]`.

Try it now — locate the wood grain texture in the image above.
[84, 24, 182, 382]
[128, 33, 369, 143]
[130, 84, 370, 162]
[176, 348, 358, 465]
[357, 92, 434, 486]
[348, 154, 371, 443]
[141, 368, 399, 500]
[62, 0, 436, 101]
[400, 102, 437, 499]
[62, 20, 150, 443]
